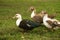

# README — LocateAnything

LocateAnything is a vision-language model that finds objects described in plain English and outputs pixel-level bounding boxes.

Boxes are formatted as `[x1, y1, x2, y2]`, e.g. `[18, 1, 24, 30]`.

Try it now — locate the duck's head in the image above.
[30, 6, 35, 11]
[29, 6, 36, 12]
[13, 13, 22, 19]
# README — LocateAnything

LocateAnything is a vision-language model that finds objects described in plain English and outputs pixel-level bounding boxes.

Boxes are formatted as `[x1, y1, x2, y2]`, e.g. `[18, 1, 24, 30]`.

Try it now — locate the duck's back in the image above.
[32, 15, 43, 24]
[19, 19, 40, 30]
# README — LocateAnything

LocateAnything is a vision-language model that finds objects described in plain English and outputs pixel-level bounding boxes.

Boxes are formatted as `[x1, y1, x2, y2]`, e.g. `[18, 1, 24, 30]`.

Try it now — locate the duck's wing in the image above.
[26, 20, 40, 27]
[46, 20, 58, 28]
[32, 15, 43, 23]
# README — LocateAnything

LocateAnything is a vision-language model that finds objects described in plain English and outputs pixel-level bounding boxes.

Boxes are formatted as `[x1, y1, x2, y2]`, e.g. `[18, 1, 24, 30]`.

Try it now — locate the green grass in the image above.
[0, 0, 60, 40]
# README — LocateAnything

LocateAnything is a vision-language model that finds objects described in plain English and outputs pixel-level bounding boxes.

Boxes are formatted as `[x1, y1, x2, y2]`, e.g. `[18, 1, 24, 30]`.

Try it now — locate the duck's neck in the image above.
[31, 10, 36, 18]
[16, 17, 22, 26]
[43, 14, 48, 21]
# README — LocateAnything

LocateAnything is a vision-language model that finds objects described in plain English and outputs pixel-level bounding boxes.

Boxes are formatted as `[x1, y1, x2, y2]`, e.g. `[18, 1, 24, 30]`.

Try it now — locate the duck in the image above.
[43, 13, 60, 30]
[30, 6, 45, 24]
[30, 6, 56, 24]
[13, 13, 40, 32]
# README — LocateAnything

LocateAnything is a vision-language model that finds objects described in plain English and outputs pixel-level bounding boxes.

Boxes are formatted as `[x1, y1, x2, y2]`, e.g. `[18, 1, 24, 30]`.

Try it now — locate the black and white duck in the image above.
[13, 13, 40, 32]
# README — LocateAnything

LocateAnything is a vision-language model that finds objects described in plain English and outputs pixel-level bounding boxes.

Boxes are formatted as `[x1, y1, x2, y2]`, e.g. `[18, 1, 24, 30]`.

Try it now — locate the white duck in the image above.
[43, 13, 60, 30]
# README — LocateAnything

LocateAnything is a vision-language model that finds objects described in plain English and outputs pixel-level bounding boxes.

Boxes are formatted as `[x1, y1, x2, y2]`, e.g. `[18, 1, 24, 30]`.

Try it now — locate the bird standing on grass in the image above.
[13, 13, 40, 38]
[43, 13, 60, 31]
[30, 6, 56, 24]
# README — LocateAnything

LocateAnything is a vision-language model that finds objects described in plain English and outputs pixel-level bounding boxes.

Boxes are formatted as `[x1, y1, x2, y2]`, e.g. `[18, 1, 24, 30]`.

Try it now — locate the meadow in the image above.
[0, 0, 60, 40]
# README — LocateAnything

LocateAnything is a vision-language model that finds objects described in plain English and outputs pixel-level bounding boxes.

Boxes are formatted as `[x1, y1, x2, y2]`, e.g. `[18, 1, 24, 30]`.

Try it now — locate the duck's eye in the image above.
[43, 12, 47, 14]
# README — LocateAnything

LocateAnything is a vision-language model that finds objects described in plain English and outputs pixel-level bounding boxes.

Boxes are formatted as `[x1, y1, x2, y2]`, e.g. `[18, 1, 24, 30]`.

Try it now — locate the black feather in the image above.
[19, 19, 40, 31]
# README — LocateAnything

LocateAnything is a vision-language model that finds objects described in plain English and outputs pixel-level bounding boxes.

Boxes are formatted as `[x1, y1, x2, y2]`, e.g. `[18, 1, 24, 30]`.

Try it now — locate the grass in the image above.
[0, 0, 60, 40]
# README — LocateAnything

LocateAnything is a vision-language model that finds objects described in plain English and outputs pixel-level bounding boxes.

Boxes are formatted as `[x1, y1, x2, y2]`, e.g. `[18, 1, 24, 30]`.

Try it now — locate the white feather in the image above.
[16, 18, 22, 26]
[43, 14, 52, 28]
[43, 14, 60, 29]
[13, 14, 22, 26]
[31, 11, 35, 18]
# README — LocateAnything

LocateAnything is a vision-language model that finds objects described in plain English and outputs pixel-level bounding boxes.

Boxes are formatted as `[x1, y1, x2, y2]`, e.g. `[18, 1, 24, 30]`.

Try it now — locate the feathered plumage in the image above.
[13, 14, 40, 31]
[43, 14, 60, 30]
[19, 19, 40, 31]
[30, 6, 56, 24]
